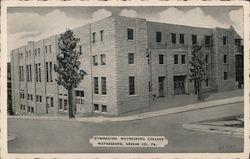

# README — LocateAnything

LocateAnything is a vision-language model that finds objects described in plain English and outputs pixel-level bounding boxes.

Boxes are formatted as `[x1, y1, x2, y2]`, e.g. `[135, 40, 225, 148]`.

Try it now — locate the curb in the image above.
[9, 96, 243, 123]
[182, 123, 244, 138]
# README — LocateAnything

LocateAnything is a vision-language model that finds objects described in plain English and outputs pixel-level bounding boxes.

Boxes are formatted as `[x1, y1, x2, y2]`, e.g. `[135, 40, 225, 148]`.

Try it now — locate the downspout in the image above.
[89, 24, 94, 115]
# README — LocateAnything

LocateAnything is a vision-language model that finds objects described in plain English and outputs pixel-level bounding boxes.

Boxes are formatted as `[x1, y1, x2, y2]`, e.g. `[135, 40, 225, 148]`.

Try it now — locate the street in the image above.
[8, 102, 244, 153]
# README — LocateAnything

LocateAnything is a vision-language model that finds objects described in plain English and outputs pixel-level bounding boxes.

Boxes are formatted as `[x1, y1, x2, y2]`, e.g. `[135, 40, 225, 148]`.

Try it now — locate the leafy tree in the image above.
[54, 29, 86, 118]
[189, 44, 206, 101]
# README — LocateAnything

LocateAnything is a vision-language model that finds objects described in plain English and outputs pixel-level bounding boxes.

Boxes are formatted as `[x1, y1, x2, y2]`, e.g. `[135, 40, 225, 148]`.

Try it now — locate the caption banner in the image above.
[89, 136, 168, 147]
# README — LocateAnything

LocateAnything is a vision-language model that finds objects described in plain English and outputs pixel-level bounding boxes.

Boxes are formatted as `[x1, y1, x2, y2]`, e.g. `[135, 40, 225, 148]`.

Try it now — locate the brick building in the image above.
[10, 16, 243, 116]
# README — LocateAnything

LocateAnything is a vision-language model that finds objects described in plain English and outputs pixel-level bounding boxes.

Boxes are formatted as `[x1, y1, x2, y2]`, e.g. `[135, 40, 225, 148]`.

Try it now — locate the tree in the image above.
[189, 44, 206, 101]
[54, 29, 87, 118]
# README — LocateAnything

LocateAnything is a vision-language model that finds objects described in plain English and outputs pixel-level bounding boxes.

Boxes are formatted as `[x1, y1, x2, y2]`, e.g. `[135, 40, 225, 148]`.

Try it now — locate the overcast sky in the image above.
[7, 6, 243, 59]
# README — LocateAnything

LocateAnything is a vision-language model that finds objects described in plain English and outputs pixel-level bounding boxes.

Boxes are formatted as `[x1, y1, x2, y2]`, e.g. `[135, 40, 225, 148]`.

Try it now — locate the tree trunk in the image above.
[68, 87, 74, 118]
[197, 80, 203, 101]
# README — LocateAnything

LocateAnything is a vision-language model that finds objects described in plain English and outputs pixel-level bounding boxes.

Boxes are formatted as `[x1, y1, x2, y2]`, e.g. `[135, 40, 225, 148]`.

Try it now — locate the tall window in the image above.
[29, 65, 32, 82]
[127, 28, 134, 40]
[181, 55, 186, 64]
[101, 77, 107, 95]
[94, 104, 99, 111]
[180, 34, 184, 44]
[174, 55, 178, 64]
[205, 36, 211, 45]
[206, 55, 208, 63]
[76, 90, 84, 97]
[224, 55, 227, 63]
[223, 36, 227, 45]
[49, 62, 53, 82]
[50, 97, 54, 108]
[35, 49, 37, 56]
[101, 54, 106, 65]
[49, 45, 51, 53]
[159, 54, 164, 64]
[94, 77, 98, 94]
[192, 35, 197, 44]
[38, 48, 40, 56]
[224, 72, 228, 80]
[64, 99, 67, 110]
[79, 45, 82, 55]
[46, 62, 49, 82]
[92, 32, 96, 43]
[93, 55, 98, 66]
[26, 65, 29, 81]
[100, 30, 104, 42]
[59, 99, 63, 110]
[156, 32, 162, 43]
[171, 33, 176, 44]
[128, 53, 134, 64]
[45, 46, 48, 53]
[129, 76, 135, 95]
[38, 63, 41, 82]
[35, 64, 38, 82]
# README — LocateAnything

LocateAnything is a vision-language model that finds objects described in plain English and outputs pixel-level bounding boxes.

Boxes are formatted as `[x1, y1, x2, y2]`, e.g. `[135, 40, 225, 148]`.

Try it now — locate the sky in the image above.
[7, 6, 243, 59]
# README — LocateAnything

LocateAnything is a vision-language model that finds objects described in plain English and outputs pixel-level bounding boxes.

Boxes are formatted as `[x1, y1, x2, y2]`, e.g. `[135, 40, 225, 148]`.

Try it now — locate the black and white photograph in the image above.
[1, 1, 249, 159]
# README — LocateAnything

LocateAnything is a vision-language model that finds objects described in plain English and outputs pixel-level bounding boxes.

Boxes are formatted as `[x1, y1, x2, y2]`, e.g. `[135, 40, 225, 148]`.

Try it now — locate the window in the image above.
[46, 62, 49, 82]
[38, 63, 41, 82]
[235, 39, 241, 52]
[205, 35, 211, 47]
[38, 48, 40, 55]
[30, 94, 33, 101]
[224, 55, 227, 63]
[26, 51, 28, 57]
[181, 55, 186, 64]
[192, 35, 197, 44]
[29, 50, 31, 57]
[92, 32, 96, 43]
[49, 45, 51, 53]
[59, 99, 63, 110]
[29, 65, 32, 82]
[223, 36, 227, 45]
[35, 49, 37, 56]
[206, 78, 209, 86]
[35, 64, 38, 82]
[101, 105, 107, 112]
[93, 55, 98, 66]
[94, 77, 98, 94]
[75, 90, 84, 97]
[49, 62, 53, 82]
[40, 96, 42, 102]
[79, 46, 82, 55]
[127, 28, 134, 40]
[129, 76, 135, 95]
[46, 97, 50, 107]
[128, 53, 134, 64]
[26, 65, 29, 81]
[31, 107, 34, 113]
[50, 97, 54, 108]
[159, 55, 164, 64]
[180, 34, 184, 44]
[171, 33, 176, 44]
[36, 95, 39, 102]
[148, 81, 152, 92]
[174, 55, 178, 64]
[45, 46, 48, 53]
[94, 104, 99, 111]
[101, 77, 107, 95]
[224, 72, 228, 80]
[206, 55, 208, 63]
[64, 99, 67, 110]
[100, 30, 104, 42]
[156, 32, 162, 43]
[101, 54, 106, 65]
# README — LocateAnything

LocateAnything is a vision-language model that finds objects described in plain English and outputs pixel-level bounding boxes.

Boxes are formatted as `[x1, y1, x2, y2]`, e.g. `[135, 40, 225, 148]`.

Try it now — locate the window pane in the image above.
[172, 33, 176, 44]
[180, 34, 184, 44]
[181, 55, 186, 64]
[156, 32, 162, 43]
[159, 55, 164, 64]
[64, 99, 67, 110]
[94, 104, 99, 111]
[174, 55, 178, 64]
[192, 35, 197, 44]
[128, 53, 134, 64]
[101, 77, 107, 95]
[101, 54, 106, 65]
[127, 28, 134, 40]
[94, 77, 98, 94]
[129, 76, 135, 95]
[101, 105, 107, 112]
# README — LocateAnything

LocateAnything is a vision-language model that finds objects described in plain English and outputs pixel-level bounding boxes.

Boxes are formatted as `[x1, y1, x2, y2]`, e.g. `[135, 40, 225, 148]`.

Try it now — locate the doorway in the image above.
[174, 76, 186, 95]
[158, 76, 165, 97]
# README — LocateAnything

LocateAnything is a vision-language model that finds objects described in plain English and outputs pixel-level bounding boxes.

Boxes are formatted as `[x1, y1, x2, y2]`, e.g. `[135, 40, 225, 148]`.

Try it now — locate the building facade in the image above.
[11, 16, 243, 116]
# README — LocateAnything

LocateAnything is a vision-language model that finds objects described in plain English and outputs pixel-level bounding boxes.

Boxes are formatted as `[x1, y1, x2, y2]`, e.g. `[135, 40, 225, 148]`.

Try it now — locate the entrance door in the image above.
[158, 77, 165, 97]
[174, 76, 185, 95]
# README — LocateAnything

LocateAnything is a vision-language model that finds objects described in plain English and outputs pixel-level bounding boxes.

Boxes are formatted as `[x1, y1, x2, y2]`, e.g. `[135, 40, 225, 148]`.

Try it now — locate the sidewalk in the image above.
[9, 96, 243, 123]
